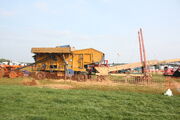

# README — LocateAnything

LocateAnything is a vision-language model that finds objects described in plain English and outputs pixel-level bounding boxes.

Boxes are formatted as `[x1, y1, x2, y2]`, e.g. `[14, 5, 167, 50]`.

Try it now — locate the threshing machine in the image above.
[31, 45, 105, 80]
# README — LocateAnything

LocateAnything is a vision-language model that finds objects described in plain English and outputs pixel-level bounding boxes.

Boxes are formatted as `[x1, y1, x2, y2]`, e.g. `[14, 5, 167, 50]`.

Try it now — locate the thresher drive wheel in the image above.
[35, 72, 46, 80]
[78, 74, 88, 81]
[9, 71, 18, 78]
[45, 72, 51, 79]
[0, 68, 5, 78]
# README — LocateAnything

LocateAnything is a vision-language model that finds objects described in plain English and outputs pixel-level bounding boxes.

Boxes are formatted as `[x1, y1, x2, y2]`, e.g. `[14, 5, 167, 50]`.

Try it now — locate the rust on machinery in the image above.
[0, 64, 24, 79]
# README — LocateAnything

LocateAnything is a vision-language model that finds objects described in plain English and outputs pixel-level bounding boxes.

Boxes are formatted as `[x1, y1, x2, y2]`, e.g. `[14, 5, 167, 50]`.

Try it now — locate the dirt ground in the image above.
[22, 78, 73, 89]
[21, 77, 180, 93]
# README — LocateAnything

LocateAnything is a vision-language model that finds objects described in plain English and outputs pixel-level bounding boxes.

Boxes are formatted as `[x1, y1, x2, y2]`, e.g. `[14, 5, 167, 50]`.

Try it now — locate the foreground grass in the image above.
[0, 77, 23, 85]
[0, 85, 180, 120]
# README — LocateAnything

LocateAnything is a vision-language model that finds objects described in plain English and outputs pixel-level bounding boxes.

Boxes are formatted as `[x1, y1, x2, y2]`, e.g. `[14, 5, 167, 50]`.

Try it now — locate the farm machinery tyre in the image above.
[45, 72, 52, 79]
[35, 72, 46, 80]
[73, 74, 88, 81]
[79, 74, 88, 81]
[9, 71, 18, 78]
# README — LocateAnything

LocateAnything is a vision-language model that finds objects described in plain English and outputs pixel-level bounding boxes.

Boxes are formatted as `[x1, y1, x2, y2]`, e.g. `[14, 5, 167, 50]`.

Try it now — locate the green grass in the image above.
[0, 85, 180, 120]
[0, 75, 180, 120]
[0, 77, 23, 85]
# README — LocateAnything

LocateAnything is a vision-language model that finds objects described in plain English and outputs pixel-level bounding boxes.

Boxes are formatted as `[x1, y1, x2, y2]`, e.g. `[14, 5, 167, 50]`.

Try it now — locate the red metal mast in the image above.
[138, 28, 147, 74]
[138, 31, 143, 65]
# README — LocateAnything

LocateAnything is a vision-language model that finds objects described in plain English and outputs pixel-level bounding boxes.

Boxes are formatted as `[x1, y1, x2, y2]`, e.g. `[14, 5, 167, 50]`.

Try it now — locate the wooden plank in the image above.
[31, 47, 71, 53]
[111, 73, 144, 77]
[159, 58, 180, 64]
[95, 58, 180, 75]
[108, 60, 159, 72]
[95, 60, 159, 75]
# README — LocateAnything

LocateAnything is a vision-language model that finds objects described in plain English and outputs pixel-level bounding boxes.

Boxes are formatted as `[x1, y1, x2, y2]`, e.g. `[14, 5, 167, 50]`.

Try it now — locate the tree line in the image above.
[0, 58, 10, 63]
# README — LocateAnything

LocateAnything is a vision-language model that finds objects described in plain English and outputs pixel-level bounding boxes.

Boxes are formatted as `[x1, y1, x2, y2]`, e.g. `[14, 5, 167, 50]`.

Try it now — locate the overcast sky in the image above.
[0, 0, 179, 63]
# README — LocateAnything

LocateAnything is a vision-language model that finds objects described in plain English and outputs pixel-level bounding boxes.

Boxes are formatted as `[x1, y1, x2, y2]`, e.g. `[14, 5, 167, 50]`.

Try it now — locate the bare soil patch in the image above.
[38, 84, 73, 89]
[21, 77, 180, 93]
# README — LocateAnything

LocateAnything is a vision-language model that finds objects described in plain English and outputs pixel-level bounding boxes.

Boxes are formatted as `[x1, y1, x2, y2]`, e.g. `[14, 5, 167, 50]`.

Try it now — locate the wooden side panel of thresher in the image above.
[72, 48, 104, 72]
[72, 54, 85, 71]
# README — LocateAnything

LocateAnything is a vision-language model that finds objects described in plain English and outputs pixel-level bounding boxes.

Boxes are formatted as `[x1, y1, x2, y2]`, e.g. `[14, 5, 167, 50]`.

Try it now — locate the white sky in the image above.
[0, 0, 180, 63]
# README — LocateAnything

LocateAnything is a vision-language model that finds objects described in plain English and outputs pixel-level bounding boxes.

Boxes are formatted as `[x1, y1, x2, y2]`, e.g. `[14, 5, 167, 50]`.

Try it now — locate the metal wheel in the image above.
[46, 73, 51, 79]
[83, 74, 88, 81]
[35, 72, 46, 80]
[79, 74, 86, 81]
[9, 71, 18, 78]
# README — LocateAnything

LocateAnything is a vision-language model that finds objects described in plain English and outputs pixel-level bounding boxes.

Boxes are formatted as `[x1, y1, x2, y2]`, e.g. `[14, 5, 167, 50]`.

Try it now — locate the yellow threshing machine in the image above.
[31, 45, 105, 80]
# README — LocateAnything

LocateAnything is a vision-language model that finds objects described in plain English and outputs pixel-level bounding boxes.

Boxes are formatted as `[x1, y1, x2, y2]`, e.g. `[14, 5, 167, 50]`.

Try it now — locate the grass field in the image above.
[0, 76, 180, 120]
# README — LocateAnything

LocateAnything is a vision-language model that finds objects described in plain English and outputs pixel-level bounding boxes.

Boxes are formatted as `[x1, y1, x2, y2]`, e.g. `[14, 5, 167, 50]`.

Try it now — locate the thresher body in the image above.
[31, 47, 104, 73]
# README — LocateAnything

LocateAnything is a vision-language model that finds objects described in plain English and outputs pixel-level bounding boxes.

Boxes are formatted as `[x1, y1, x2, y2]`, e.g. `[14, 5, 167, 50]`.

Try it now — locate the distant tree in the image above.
[0, 58, 10, 63]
